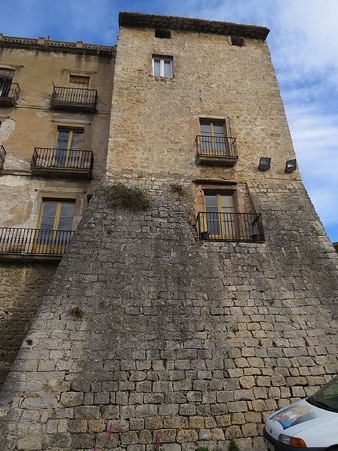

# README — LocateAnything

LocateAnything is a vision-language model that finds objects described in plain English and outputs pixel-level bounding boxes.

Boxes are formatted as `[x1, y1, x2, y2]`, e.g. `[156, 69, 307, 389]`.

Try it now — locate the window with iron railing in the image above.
[196, 191, 264, 242]
[197, 212, 264, 242]
[0, 199, 77, 257]
[0, 69, 15, 97]
[0, 72, 20, 106]
[0, 227, 74, 257]
[31, 147, 93, 176]
[51, 84, 97, 112]
[31, 127, 93, 178]
[196, 118, 237, 165]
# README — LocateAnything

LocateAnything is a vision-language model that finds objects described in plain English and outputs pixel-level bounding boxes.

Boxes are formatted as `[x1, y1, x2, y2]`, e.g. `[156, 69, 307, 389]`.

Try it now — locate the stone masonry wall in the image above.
[0, 178, 337, 450]
[1, 13, 338, 451]
[0, 262, 57, 389]
[107, 25, 296, 183]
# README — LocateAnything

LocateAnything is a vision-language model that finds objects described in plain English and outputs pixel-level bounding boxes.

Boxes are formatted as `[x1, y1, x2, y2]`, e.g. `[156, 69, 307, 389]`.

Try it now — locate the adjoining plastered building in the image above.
[0, 12, 337, 451]
[0, 35, 115, 385]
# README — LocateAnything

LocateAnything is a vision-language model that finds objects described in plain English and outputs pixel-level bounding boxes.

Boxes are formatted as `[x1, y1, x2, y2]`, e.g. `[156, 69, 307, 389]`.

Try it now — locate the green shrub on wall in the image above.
[102, 183, 152, 210]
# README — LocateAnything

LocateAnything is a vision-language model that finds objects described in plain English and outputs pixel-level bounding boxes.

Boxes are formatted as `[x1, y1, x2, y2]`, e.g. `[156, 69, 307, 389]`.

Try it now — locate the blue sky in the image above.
[1, 0, 337, 242]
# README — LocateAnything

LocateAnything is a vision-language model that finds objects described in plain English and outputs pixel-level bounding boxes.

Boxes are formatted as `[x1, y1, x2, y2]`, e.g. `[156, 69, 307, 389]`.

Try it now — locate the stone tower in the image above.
[0, 12, 337, 451]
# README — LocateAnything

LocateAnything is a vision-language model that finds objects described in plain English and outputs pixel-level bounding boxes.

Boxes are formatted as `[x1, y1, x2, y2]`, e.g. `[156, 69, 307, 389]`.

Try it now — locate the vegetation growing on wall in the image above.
[102, 183, 152, 210]
[70, 306, 85, 318]
[170, 183, 185, 196]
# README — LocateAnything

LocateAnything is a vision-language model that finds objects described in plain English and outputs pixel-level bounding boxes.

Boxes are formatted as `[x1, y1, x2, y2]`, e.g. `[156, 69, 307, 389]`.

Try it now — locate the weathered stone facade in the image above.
[0, 12, 337, 451]
[0, 36, 115, 386]
[0, 37, 114, 179]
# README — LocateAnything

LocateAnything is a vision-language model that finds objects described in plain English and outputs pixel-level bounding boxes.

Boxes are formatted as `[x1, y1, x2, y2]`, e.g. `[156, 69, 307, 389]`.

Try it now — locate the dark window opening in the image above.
[231, 36, 244, 47]
[0, 69, 15, 97]
[155, 29, 171, 39]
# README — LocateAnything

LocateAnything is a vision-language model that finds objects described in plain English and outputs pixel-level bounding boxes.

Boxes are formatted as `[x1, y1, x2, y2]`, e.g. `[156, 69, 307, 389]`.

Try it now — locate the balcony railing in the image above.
[51, 86, 97, 112]
[195, 135, 238, 166]
[0, 227, 74, 259]
[0, 83, 20, 106]
[31, 147, 93, 179]
[197, 212, 265, 242]
[0, 145, 6, 169]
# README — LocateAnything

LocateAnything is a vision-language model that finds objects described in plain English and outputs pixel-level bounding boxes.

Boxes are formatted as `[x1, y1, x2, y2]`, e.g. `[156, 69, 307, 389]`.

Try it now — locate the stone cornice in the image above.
[0, 34, 116, 57]
[119, 12, 269, 40]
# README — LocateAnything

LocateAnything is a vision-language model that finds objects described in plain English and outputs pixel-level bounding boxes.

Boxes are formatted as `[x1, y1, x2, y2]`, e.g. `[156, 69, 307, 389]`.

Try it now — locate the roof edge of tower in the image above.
[119, 12, 269, 40]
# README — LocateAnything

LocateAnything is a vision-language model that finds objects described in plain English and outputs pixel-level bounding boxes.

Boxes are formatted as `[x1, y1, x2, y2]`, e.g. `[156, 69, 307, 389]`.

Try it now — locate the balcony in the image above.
[195, 135, 238, 166]
[31, 147, 93, 179]
[51, 86, 97, 112]
[197, 212, 264, 242]
[0, 83, 20, 107]
[0, 227, 74, 261]
[0, 145, 6, 169]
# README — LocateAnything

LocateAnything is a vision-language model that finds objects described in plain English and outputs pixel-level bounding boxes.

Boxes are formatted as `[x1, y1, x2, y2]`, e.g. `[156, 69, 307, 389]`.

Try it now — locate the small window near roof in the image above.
[155, 29, 171, 39]
[231, 36, 244, 47]
[152, 56, 173, 78]
[69, 75, 90, 88]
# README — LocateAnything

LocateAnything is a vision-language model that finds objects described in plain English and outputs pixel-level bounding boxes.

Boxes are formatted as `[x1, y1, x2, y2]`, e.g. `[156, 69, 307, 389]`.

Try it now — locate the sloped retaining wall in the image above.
[0, 180, 337, 450]
[0, 262, 57, 390]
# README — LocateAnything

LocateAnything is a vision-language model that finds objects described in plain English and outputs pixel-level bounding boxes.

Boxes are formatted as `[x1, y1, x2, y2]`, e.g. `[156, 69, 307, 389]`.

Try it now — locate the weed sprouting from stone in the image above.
[170, 183, 185, 196]
[230, 323, 239, 333]
[70, 306, 85, 318]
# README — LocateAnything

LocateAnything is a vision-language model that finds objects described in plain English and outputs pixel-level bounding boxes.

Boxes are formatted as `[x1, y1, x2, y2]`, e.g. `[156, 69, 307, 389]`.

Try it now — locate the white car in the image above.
[264, 376, 338, 450]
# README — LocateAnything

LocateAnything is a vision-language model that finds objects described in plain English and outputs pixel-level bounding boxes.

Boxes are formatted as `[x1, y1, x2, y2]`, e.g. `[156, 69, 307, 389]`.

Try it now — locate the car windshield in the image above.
[308, 377, 338, 412]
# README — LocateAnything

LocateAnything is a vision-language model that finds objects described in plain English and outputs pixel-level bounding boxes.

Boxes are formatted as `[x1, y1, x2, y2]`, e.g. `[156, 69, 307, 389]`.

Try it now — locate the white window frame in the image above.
[152, 56, 173, 78]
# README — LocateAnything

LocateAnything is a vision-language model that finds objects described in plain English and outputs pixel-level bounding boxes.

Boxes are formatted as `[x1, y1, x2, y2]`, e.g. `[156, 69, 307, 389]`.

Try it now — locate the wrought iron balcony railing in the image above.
[31, 147, 93, 179]
[51, 86, 97, 112]
[197, 212, 265, 242]
[0, 145, 6, 169]
[0, 227, 74, 258]
[195, 135, 238, 166]
[0, 82, 20, 106]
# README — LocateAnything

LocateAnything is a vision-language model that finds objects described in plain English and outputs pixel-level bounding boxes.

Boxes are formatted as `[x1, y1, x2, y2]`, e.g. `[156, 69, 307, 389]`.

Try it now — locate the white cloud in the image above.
[272, 0, 338, 74]
[287, 105, 338, 232]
